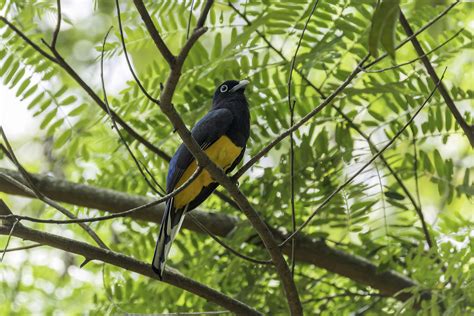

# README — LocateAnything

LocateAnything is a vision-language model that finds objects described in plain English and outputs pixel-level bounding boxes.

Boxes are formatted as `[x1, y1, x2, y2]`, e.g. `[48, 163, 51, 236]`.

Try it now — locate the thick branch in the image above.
[399, 11, 474, 147]
[0, 224, 261, 315]
[0, 168, 236, 236]
[0, 168, 420, 301]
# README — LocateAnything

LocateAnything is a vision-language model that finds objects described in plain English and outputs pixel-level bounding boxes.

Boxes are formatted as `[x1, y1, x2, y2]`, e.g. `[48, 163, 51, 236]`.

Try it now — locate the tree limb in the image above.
[132, 0, 176, 66]
[399, 10, 474, 147]
[0, 167, 421, 301]
[0, 16, 170, 162]
[147, 0, 303, 312]
[0, 129, 109, 249]
[0, 223, 261, 315]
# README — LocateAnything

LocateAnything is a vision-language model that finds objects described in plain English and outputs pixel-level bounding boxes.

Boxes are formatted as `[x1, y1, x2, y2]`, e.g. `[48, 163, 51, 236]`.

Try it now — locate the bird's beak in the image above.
[230, 79, 249, 92]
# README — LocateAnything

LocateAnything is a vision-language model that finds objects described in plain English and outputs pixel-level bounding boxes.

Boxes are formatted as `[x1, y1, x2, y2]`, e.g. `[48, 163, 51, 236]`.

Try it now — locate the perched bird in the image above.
[152, 79, 250, 278]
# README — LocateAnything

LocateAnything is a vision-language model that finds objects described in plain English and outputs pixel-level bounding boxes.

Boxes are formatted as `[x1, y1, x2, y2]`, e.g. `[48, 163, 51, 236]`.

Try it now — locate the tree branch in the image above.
[399, 10, 474, 147]
[228, 1, 457, 247]
[149, 1, 303, 312]
[0, 223, 261, 315]
[132, 0, 176, 66]
[0, 16, 171, 162]
[280, 69, 446, 246]
[0, 129, 109, 249]
[0, 167, 421, 301]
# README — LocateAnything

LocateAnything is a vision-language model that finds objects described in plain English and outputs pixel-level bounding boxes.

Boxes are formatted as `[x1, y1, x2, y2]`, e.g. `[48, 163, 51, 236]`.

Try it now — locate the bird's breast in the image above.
[172, 135, 242, 209]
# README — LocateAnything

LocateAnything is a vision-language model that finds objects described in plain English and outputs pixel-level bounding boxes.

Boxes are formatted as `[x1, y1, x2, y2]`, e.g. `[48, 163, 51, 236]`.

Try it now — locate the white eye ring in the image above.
[220, 85, 228, 93]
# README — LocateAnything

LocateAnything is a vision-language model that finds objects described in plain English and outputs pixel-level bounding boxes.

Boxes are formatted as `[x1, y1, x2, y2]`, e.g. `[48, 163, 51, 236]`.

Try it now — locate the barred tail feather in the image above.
[152, 199, 186, 279]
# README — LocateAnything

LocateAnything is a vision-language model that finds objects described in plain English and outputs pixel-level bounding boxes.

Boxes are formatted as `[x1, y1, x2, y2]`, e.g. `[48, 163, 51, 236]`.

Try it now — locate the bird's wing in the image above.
[165, 108, 234, 193]
[152, 108, 234, 278]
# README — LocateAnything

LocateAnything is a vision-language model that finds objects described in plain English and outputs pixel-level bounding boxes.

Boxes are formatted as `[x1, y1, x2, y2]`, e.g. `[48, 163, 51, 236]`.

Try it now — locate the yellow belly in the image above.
[173, 136, 242, 209]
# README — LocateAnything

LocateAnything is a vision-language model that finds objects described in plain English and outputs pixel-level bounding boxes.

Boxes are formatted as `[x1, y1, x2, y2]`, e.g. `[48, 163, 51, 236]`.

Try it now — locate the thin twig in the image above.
[100, 26, 164, 196]
[1, 219, 19, 262]
[0, 166, 203, 225]
[286, 0, 320, 277]
[186, 0, 196, 39]
[50, 0, 62, 49]
[235, 56, 369, 179]
[360, 28, 463, 73]
[189, 213, 272, 265]
[279, 68, 447, 247]
[302, 292, 385, 304]
[115, 0, 161, 104]
[364, 0, 460, 69]
[413, 139, 422, 209]
[399, 9, 473, 147]
[0, 130, 109, 249]
[0, 243, 43, 254]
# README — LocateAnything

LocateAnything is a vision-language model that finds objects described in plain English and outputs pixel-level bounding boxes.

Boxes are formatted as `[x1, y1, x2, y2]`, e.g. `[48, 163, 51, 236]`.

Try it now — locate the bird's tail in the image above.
[152, 199, 186, 279]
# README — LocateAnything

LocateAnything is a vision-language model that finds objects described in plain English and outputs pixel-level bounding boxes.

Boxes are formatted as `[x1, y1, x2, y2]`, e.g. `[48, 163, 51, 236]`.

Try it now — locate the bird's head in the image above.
[212, 79, 249, 106]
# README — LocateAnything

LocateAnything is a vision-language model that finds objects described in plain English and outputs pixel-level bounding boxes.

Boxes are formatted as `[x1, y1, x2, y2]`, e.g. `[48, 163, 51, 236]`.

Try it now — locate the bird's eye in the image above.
[220, 85, 228, 93]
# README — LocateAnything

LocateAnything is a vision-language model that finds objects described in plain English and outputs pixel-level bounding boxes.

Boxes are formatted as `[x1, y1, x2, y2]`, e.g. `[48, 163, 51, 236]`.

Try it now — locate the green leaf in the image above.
[15, 79, 30, 97]
[54, 129, 72, 148]
[61, 95, 77, 106]
[433, 149, 445, 177]
[385, 190, 405, 200]
[40, 109, 58, 129]
[68, 104, 87, 116]
[368, 0, 401, 58]
[368, 109, 385, 121]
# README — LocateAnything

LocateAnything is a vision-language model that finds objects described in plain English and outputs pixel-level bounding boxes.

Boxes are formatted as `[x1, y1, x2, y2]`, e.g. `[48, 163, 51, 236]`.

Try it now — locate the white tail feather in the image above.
[152, 200, 187, 278]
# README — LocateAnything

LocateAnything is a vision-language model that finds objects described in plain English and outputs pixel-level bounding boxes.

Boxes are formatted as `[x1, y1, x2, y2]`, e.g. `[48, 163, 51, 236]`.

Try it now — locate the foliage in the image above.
[0, 0, 473, 314]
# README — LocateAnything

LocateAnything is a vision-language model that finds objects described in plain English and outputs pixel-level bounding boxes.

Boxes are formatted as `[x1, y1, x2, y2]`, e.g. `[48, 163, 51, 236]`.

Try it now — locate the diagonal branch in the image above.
[399, 10, 474, 147]
[279, 69, 446, 246]
[132, 0, 175, 66]
[234, 56, 369, 179]
[0, 129, 109, 249]
[0, 222, 261, 315]
[228, 1, 457, 247]
[0, 17, 170, 162]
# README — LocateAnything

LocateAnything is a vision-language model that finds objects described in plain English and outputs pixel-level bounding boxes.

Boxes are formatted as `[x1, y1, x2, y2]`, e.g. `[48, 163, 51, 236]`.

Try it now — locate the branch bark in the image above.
[399, 10, 474, 147]
[132, 0, 176, 66]
[0, 168, 420, 301]
[144, 0, 303, 312]
[0, 223, 261, 315]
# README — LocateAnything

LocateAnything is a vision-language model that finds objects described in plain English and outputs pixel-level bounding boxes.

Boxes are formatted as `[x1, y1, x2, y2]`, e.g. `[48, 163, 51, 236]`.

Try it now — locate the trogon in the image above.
[152, 79, 250, 278]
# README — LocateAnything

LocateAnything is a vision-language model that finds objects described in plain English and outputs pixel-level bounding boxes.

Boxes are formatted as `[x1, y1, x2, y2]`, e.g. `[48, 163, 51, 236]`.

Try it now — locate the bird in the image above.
[152, 79, 250, 279]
